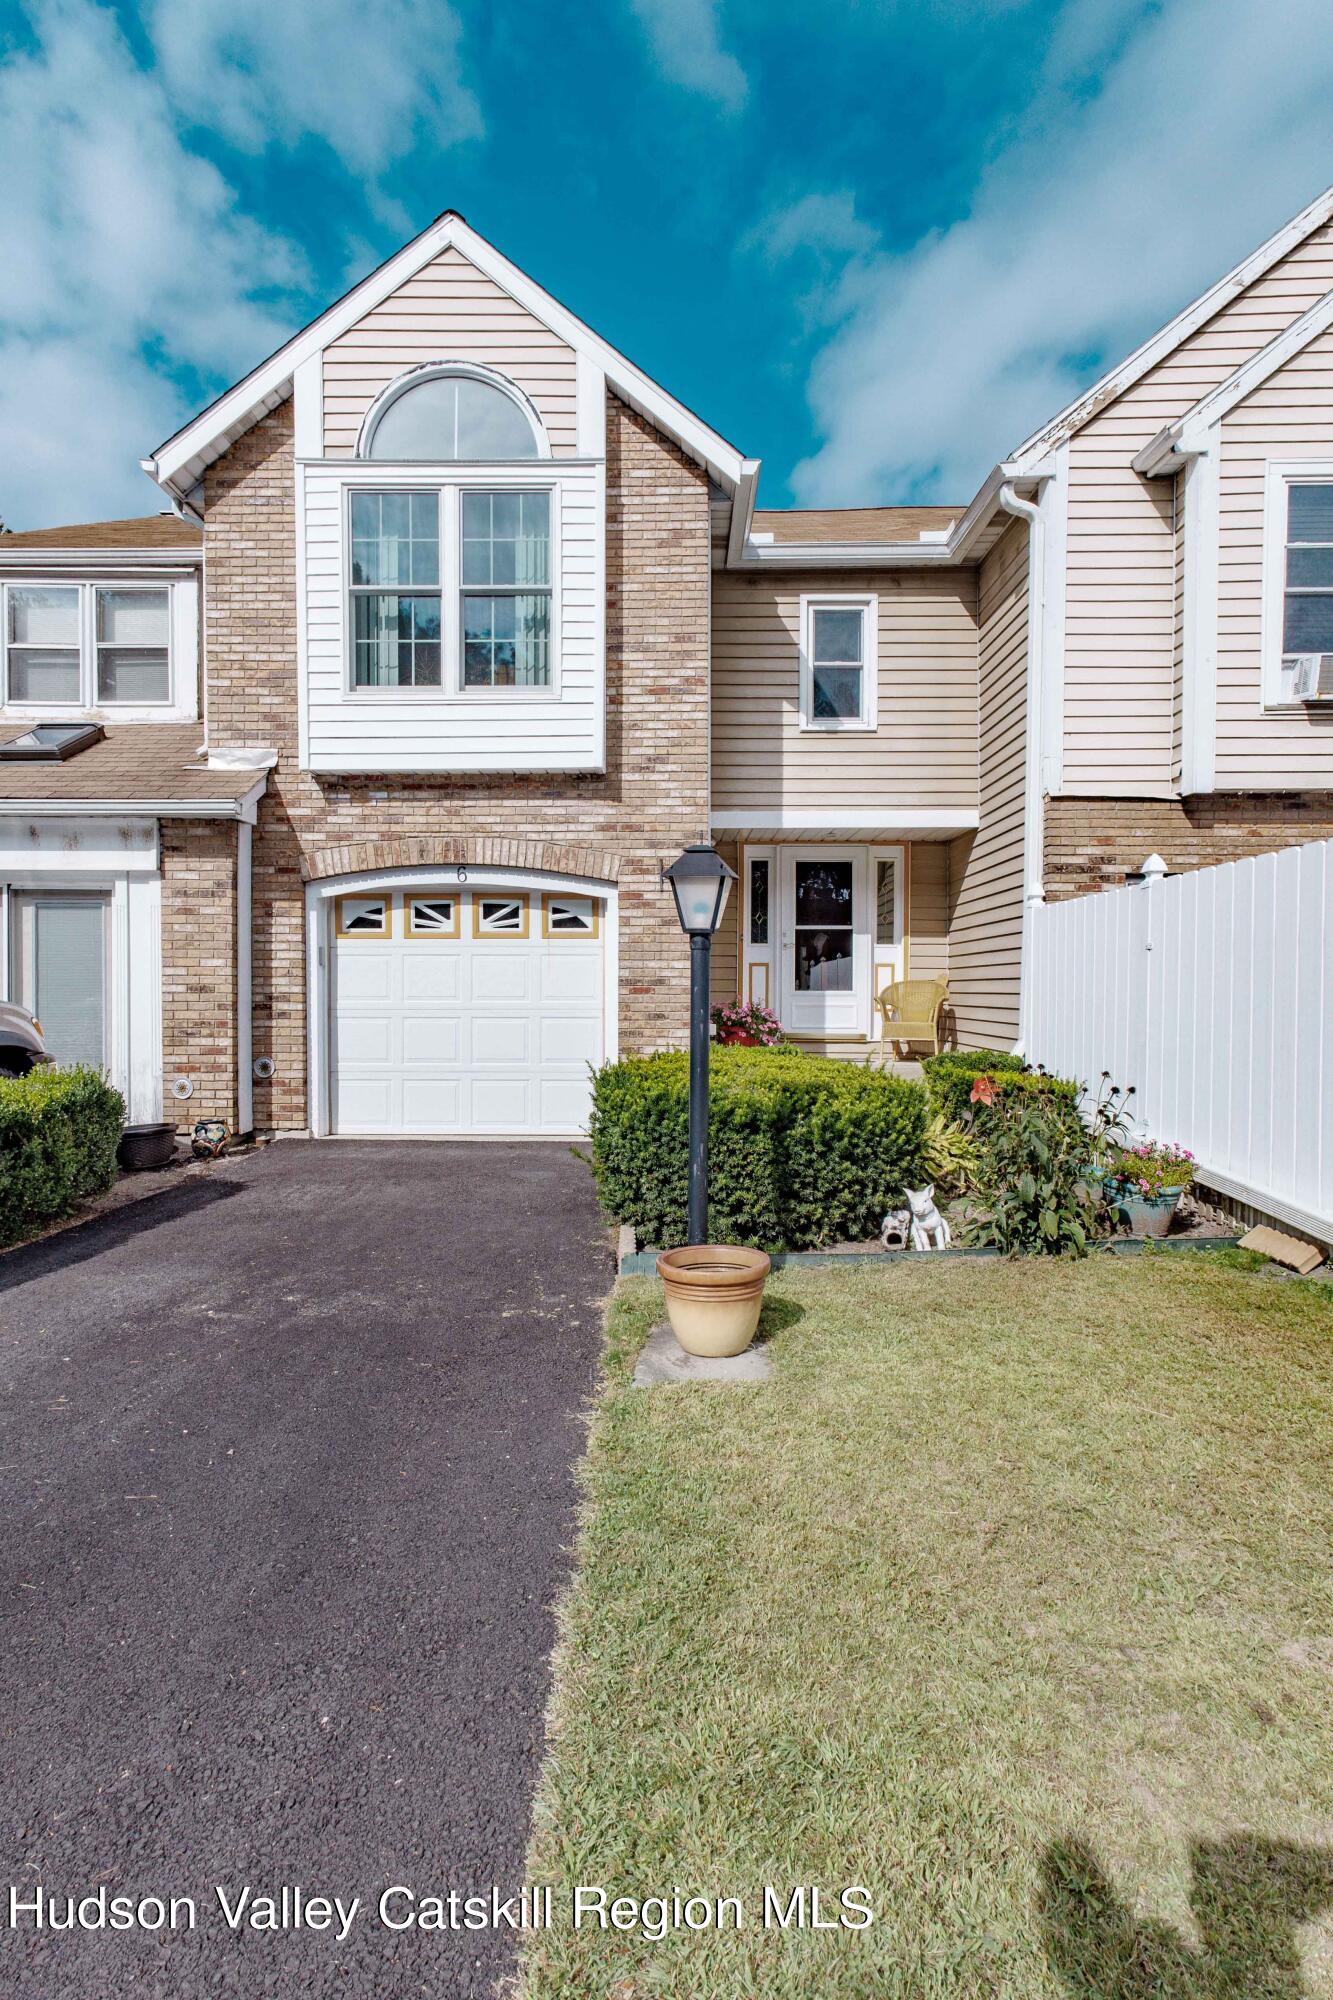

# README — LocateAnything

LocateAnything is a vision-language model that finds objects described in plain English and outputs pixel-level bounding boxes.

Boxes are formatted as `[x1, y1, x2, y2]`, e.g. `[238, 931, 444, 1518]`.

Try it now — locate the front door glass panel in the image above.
[793, 861, 854, 993]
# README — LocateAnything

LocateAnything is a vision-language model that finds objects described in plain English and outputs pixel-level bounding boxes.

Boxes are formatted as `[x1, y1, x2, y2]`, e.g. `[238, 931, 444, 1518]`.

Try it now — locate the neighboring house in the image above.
[3, 190, 1333, 1137]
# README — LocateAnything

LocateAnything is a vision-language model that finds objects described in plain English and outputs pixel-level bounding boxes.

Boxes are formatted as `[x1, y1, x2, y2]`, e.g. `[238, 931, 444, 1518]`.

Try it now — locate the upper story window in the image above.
[1263, 465, 1333, 706]
[1281, 482, 1333, 655]
[361, 366, 544, 461]
[349, 485, 553, 692]
[799, 593, 878, 731]
[4, 582, 173, 710]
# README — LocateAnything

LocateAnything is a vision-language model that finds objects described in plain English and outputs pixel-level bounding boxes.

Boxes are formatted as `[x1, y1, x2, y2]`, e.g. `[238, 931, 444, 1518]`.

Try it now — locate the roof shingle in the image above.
[0, 515, 201, 551]
[752, 505, 961, 545]
[0, 724, 263, 806]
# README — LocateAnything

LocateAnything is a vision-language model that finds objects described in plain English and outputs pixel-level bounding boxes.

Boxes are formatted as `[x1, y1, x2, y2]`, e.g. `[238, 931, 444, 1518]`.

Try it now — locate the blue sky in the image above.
[2, 0, 1333, 527]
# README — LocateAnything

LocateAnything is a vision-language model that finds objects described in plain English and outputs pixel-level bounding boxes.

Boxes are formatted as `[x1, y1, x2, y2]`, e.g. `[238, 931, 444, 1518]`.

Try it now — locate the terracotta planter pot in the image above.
[716, 1028, 761, 1046]
[656, 1245, 772, 1357]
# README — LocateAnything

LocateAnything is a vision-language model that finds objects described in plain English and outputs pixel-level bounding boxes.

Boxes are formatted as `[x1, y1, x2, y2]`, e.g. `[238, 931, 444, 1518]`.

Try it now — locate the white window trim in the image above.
[1261, 458, 1333, 711]
[1, 574, 197, 722]
[357, 359, 551, 462]
[798, 592, 878, 732]
[341, 470, 562, 701]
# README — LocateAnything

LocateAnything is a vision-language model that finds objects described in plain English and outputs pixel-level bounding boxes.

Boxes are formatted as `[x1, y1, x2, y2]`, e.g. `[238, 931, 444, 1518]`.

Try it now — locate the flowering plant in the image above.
[710, 999, 784, 1046]
[1101, 1139, 1194, 1198]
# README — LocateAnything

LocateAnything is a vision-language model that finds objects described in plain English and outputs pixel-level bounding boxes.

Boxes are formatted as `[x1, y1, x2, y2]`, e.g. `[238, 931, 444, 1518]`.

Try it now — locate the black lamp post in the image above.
[663, 843, 737, 1245]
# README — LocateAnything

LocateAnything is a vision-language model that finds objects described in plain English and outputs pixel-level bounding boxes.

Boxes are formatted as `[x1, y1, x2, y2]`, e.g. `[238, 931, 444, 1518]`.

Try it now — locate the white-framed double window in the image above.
[1, 578, 193, 716]
[348, 484, 554, 695]
[798, 593, 877, 730]
[1262, 462, 1333, 706]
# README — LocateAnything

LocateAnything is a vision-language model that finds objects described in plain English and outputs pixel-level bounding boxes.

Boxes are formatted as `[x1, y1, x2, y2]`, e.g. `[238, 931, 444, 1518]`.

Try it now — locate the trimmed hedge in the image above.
[590, 1047, 928, 1251]
[0, 1067, 124, 1248]
[922, 1049, 1028, 1123]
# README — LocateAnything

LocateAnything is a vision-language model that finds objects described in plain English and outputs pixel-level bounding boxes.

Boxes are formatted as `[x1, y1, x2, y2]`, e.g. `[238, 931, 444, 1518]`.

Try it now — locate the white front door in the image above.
[12, 891, 110, 1071]
[779, 847, 867, 1036]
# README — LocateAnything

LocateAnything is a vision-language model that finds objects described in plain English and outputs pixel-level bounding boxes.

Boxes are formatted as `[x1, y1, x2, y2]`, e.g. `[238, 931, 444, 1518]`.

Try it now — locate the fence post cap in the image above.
[1140, 852, 1168, 880]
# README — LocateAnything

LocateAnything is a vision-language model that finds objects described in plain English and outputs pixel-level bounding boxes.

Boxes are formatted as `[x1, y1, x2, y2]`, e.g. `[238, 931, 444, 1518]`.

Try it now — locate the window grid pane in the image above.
[461, 490, 550, 588]
[462, 592, 551, 688]
[9, 651, 81, 702]
[350, 490, 439, 587]
[352, 592, 442, 687]
[9, 586, 78, 645]
[1283, 485, 1333, 656]
[812, 665, 863, 719]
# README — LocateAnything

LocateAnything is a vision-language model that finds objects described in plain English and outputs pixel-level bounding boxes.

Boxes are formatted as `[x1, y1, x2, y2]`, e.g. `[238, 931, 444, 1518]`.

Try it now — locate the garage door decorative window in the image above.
[336, 896, 389, 936]
[407, 896, 460, 938]
[542, 894, 598, 937]
[473, 894, 529, 938]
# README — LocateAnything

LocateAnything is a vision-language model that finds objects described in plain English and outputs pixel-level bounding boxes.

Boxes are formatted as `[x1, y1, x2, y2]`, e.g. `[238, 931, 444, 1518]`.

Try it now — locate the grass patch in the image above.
[520, 1254, 1333, 1999]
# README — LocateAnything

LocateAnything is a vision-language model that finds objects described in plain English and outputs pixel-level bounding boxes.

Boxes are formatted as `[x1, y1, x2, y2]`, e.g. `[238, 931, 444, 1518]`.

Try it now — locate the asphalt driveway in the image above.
[0, 1142, 610, 1999]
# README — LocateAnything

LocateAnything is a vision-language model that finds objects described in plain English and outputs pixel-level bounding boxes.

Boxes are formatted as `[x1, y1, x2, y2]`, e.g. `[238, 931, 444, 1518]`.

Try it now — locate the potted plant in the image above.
[710, 999, 783, 1047]
[1101, 1140, 1194, 1238]
[656, 1244, 772, 1355]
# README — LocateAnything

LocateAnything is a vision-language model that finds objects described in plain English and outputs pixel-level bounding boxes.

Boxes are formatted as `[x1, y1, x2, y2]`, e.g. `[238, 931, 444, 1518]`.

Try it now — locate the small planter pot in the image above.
[117, 1121, 177, 1172]
[716, 1028, 761, 1046]
[656, 1245, 772, 1357]
[1105, 1178, 1187, 1239]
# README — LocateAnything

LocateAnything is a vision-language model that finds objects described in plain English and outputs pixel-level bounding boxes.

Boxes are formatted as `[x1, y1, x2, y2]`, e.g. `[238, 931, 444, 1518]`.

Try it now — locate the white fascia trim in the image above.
[1179, 430, 1220, 795]
[997, 480, 1046, 1053]
[1135, 283, 1333, 477]
[1008, 182, 1333, 471]
[0, 551, 200, 573]
[146, 212, 748, 500]
[710, 807, 979, 831]
[0, 779, 269, 823]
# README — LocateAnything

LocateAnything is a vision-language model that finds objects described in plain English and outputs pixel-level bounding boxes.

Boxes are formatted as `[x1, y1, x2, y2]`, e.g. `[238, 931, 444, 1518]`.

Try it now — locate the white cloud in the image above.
[0, 0, 311, 525]
[788, 0, 1333, 504]
[147, 0, 482, 177]
[631, 0, 747, 110]
[0, 0, 483, 528]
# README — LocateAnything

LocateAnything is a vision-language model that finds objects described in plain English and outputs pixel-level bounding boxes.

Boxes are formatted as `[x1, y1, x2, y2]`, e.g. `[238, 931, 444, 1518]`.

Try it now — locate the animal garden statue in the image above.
[905, 1185, 951, 1251]
[879, 1206, 912, 1252]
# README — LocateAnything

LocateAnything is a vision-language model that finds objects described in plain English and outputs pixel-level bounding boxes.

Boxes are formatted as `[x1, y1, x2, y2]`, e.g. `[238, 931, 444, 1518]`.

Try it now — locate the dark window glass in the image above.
[749, 859, 769, 945]
[794, 861, 853, 928]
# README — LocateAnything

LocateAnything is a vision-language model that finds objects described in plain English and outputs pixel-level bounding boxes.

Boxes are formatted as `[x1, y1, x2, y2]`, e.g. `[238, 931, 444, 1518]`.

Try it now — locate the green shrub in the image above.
[922, 1048, 1028, 1123]
[590, 1047, 928, 1251]
[0, 1067, 124, 1248]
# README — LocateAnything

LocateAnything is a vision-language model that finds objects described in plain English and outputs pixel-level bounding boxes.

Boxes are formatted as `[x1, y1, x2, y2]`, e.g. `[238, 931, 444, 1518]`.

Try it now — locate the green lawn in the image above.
[519, 1252, 1333, 2000]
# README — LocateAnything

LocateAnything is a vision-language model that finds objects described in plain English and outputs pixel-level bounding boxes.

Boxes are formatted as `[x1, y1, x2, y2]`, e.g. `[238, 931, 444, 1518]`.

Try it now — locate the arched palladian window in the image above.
[361, 365, 544, 461]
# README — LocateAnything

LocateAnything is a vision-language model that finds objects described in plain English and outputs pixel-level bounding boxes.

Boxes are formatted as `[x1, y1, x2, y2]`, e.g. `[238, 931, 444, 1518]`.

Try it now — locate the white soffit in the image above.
[144, 212, 749, 500]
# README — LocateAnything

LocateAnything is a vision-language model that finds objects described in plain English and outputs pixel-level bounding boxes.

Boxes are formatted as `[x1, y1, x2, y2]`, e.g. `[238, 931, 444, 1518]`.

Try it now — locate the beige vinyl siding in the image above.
[1063, 220, 1333, 795]
[709, 840, 741, 1006]
[948, 521, 1027, 1050]
[322, 246, 579, 456]
[710, 567, 979, 812]
[906, 841, 948, 983]
[1214, 323, 1333, 787]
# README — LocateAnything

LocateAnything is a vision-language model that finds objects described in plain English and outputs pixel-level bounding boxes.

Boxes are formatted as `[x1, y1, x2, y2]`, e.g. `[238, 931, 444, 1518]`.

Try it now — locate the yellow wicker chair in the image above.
[876, 978, 949, 1062]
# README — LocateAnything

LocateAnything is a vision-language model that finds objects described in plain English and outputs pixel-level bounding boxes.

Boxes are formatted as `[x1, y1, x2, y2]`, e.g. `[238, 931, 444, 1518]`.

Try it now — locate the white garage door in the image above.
[330, 887, 604, 1135]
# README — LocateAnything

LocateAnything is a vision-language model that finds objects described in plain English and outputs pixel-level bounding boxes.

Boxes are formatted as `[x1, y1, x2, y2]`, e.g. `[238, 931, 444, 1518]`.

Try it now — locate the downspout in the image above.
[997, 481, 1045, 1054]
[236, 817, 253, 1137]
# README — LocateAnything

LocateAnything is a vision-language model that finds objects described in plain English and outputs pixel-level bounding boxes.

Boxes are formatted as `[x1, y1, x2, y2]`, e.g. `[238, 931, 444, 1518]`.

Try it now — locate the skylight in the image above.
[0, 723, 105, 761]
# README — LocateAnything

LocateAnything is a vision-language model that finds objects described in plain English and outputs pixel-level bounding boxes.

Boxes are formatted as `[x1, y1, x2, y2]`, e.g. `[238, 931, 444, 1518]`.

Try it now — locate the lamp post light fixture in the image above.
[662, 842, 737, 1245]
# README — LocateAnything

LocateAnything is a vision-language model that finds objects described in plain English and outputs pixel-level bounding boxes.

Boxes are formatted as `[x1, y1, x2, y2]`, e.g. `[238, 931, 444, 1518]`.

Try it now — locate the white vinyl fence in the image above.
[1026, 838, 1333, 1241]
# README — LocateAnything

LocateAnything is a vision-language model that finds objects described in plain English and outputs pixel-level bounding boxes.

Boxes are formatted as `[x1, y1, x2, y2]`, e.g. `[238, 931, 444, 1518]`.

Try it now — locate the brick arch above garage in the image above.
[300, 836, 623, 885]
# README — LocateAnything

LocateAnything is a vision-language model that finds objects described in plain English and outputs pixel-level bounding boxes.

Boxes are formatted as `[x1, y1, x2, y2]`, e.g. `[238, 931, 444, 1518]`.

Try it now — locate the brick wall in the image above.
[1044, 793, 1333, 899]
[201, 392, 711, 1131]
[160, 819, 237, 1126]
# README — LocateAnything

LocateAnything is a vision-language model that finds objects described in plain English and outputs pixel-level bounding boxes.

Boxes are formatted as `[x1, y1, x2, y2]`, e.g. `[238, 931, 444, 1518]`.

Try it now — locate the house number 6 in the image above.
[456, 865, 468, 882]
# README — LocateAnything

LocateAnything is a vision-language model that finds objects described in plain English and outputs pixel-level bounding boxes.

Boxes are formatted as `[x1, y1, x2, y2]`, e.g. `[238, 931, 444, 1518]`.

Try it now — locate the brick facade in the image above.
[200, 392, 711, 1131]
[160, 820, 238, 1124]
[1044, 793, 1333, 900]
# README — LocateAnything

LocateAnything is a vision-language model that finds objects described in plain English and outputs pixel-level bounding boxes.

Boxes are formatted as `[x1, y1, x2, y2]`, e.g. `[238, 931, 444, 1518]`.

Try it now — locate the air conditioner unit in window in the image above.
[1286, 653, 1333, 701]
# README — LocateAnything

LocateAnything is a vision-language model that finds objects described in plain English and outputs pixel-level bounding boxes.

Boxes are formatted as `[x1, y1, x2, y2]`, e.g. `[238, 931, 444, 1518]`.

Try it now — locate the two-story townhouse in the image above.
[4, 189, 1333, 1136]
